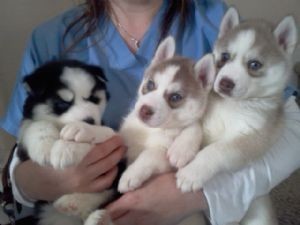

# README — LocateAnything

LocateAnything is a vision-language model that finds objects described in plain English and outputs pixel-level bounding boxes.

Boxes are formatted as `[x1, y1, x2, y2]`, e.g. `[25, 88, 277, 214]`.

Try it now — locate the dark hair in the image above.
[63, 0, 190, 52]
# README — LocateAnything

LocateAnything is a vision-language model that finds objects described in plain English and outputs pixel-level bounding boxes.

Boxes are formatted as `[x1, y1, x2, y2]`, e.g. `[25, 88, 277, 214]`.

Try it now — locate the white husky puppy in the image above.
[176, 7, 298, 225]
[118, 36, 215, 194]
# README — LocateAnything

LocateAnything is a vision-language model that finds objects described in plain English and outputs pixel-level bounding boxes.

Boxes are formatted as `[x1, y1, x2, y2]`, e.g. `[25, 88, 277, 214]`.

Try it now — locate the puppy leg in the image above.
[168, 123, 202, 168]
[20, 120, 60, 166]
[50, 140, 91, 169]
[118, 148, 172, 193]
[241, 195, 278, 225]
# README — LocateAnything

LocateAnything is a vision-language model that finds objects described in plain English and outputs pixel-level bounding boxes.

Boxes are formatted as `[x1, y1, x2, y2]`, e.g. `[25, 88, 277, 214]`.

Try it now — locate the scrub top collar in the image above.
[87, 0, 168, 70]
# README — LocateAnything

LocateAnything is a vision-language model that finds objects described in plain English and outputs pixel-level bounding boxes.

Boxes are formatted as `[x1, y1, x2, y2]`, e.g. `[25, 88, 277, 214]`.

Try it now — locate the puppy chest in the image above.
[202, 104, 259, 145]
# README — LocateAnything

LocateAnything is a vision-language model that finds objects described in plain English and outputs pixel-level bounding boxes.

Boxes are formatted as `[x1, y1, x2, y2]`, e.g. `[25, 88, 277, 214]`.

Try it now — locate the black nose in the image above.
[219, 77, 235, 94]
[139, 105, 154, 122]
[83, 117, 95, 125]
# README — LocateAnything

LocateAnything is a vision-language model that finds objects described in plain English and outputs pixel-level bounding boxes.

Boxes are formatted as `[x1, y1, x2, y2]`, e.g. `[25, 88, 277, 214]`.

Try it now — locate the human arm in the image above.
[11, 136, 125, 206]
[107, 172, 208, 225]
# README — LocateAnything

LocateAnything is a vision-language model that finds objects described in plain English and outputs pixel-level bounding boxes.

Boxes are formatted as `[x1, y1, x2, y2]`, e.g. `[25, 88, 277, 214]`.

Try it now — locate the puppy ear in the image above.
[194, 54, 216, 91]
[23, 71, 47, 96]
[151, 36, 176, 65]
[274, 16, 298, 55]
[218, 7, 240, 38]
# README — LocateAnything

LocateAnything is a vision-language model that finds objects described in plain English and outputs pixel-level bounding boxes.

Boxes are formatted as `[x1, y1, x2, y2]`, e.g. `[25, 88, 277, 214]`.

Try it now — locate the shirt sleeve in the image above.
[0, 25, 50, 137]
[203, 96, 300, 225]
[9, 148, 35, 207]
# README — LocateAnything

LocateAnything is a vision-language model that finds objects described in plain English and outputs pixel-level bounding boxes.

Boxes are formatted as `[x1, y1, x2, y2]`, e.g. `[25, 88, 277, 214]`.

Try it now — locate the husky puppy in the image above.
[18, 60, 116, 225]
[118, 36, 215, 195]
[176, 7, 298, 225]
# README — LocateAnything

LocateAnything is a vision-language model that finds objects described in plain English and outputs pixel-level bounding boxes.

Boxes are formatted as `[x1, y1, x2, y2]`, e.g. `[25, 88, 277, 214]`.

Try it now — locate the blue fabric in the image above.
[1, 0, 227, 136]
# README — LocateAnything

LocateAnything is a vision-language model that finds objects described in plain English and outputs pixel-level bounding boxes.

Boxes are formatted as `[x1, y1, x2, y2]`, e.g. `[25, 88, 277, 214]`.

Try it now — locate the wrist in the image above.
[184, 189, 209, 214]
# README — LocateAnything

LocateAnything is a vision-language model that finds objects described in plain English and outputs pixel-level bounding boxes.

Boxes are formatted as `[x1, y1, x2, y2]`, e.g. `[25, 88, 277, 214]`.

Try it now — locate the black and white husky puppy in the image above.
[176, 8, 298, 225]
[18, 60, 116, 225]
[118, 36, 215, 195]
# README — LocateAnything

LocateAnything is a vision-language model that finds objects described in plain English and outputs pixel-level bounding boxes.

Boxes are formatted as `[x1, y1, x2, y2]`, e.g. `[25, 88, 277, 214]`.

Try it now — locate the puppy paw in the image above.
[176, 160, 211, 193]
[54, 196, 80, 217]
[54, 195, 92, 220]
[118, 167, 152, 193]
[167, 145, 197, 169]
[61, 122, 115, 144]
[84, 210, 112, 225]
[60, 122, 95, 143]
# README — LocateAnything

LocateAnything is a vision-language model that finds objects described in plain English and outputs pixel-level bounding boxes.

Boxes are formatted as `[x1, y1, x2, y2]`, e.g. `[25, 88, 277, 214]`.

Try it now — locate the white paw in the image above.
[61, 122, 116, 144]
[60, 122, 95, 143]
[54, 195, 82, 218]
[50, 140, 91, 169]
[54, 195, 93, 220]
[167, 145, 197, 169]
[176, 162, 209, 193]
[118, 167, 152, 193]
[84, 210, 112, 225]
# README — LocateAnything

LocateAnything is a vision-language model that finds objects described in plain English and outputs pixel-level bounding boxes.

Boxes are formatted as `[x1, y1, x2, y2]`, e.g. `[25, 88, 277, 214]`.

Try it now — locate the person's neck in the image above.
[109, 0, 163, 52]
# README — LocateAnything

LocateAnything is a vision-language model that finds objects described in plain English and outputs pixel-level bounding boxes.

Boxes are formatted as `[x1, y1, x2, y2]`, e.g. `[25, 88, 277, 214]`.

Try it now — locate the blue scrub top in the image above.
[1, 0, 227, 136]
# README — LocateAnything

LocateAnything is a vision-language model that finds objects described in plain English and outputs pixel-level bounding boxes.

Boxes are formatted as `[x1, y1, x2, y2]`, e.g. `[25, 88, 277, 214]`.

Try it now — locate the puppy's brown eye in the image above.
[146, 80, 155, 91]
[248, 60, 263, 71]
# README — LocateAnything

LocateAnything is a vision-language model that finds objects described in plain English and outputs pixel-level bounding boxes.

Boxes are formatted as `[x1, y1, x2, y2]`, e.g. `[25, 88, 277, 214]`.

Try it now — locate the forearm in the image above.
[14, 160, 70, 202]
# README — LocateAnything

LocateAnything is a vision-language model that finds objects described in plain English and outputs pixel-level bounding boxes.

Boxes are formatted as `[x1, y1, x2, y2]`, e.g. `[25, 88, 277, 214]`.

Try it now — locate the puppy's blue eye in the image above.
[248, 60, 263, 71]
[169, 93, 183, 103]
[147, 80, 155, 91]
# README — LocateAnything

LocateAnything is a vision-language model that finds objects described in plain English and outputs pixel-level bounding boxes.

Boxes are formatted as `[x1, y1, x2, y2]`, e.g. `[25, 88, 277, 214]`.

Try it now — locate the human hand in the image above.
[15, 135, 126, 202]
[62, 135, 126, 194]
[107, 173, 208, 225]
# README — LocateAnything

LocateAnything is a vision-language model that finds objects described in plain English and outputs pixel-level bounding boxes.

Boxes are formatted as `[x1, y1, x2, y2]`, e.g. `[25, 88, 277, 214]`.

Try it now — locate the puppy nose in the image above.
[219, 78, 235, 94]
[139, 105, 154, 121]
[83, 117, 95, 125]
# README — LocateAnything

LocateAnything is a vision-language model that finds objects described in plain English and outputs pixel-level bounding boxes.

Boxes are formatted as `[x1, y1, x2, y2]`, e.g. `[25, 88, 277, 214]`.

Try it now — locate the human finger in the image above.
[86, 145, 126, 179]
[89, 166, 119, 192]
[82, 135, 124, 166]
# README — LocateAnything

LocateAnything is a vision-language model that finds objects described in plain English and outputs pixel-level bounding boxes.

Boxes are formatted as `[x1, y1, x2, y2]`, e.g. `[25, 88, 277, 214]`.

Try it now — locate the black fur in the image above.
[22, 60, 108, 119]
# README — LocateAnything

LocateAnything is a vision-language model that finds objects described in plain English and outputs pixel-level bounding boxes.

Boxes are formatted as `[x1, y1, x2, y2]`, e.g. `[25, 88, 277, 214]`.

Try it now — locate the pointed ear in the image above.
[218, 7, 240, 38]
[151, 36, 176, 65]
[22, 67, 51, 97]
[194, 54, 216, 91]
[274, 16, 298, 55]
[23, 73, 43, 96]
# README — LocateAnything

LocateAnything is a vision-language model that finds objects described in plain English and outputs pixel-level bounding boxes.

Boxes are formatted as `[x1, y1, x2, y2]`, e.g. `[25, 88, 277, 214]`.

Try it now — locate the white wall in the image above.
[0, 0, 300, 160]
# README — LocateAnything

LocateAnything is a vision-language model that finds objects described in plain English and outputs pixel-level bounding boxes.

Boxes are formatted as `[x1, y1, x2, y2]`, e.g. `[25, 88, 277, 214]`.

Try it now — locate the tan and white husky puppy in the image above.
[118, 37, 215, 194]
[176, 7, 298, 225]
